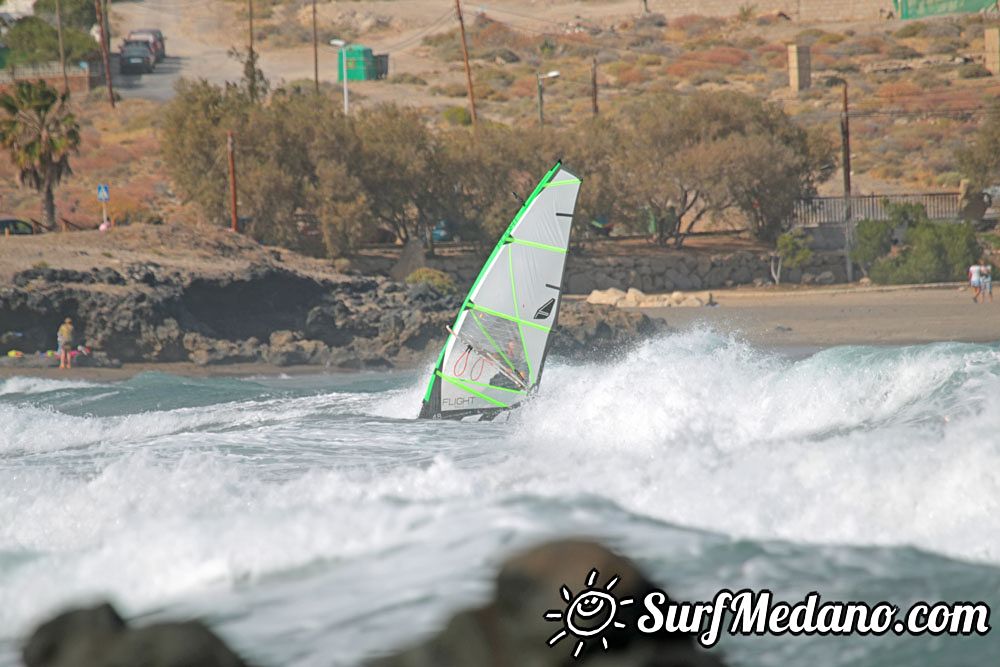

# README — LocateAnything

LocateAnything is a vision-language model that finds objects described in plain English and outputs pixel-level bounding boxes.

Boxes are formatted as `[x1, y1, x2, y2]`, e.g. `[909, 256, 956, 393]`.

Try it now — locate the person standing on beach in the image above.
[981, 260, 993, 304]
[57, 318, 74, 369]
[969, 262, 983, 303]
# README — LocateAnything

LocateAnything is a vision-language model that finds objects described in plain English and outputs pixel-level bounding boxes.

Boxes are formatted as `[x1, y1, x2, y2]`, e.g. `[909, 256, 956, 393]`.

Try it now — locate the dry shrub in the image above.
[430, 83, 468, 97]
[615, 65, 647, 86]
[507, 76, 536, 99]
[816, 32, 846, 45]
[665, 59, 716, 78]
[696, 46, 750, 67]
[671, 14, 724, 38]
[877, 81, 922, 100]
[472, 16, 536, 53]
[666, 46, 749, 80]
[839, 35, 887, 56]
[811, 54, 836, 69]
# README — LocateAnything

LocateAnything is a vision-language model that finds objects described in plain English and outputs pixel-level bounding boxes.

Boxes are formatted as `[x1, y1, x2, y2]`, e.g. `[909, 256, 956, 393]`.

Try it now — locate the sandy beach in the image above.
[639, 283, 999, 347]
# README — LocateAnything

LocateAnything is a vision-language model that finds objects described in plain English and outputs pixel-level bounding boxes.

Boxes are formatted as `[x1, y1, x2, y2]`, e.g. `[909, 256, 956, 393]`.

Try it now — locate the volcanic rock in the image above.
[367, 539, 726, 667]
[22, 602, 248, 667]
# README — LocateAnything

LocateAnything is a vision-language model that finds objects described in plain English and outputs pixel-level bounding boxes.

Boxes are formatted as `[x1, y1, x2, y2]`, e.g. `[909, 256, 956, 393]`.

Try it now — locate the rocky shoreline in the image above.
[1, 263, 667, 373]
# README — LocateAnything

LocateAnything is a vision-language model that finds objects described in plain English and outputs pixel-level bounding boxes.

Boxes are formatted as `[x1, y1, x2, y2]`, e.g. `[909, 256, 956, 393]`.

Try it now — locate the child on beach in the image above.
[57, 318, 74, 369]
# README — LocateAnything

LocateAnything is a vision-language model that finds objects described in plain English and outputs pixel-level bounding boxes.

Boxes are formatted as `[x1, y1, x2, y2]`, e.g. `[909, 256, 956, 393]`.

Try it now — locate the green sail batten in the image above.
[545, 178, 581, 188]
[510, 238, 567, 254]
[470, 304, 551, 332]
[508, 247, 534, 386]
[470, 309, 518, 372]
[421, 162, 562, 405]
[436, 371, 526, 395]
[438, 373, 511, 408]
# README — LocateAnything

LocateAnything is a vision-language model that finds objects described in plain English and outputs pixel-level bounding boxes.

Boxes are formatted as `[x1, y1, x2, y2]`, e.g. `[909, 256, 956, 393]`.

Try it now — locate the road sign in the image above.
[97, 184, 110, 202]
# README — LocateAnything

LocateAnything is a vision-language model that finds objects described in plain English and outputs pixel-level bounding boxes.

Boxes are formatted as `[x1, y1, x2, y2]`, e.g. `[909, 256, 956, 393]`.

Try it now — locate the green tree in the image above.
[33, 0, 97, 31]
[851, 219, 894, 277]
[160, 78, 252, 224]
[870, 220, 980, 284]
[434, 122, 550, 243]
[618, 91, 833, 245]
[352, 104, 446, 247]
[4, 16, 97, 66]
[770, 228, 813, 284]
[0, 80, 80, 228]
[238, 91, 356, 250]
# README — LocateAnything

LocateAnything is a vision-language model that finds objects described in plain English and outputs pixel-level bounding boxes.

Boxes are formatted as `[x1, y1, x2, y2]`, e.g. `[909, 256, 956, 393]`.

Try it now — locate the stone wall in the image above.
[350, 248, 850, 293]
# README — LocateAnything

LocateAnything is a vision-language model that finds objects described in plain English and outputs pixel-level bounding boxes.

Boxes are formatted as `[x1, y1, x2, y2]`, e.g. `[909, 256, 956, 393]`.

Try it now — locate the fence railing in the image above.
[0, 61, 100, 83]
[792, 192, 961, 227]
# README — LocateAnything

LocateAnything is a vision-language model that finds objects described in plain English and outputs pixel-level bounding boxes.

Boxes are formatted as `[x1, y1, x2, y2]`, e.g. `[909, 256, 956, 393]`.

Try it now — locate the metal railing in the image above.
[793, 192, 961, 226]
[0, 61, 100, 83]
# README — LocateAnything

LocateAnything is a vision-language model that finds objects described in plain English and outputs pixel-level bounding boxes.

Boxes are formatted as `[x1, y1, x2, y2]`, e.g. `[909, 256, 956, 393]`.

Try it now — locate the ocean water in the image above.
[1, 330, 999, 666]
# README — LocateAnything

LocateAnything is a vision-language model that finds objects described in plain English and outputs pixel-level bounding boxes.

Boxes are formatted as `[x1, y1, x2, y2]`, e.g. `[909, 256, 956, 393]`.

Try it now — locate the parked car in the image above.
[126, 29, 165, 62]
[119, 41, 155, 74]
[0, 216, 34, 235]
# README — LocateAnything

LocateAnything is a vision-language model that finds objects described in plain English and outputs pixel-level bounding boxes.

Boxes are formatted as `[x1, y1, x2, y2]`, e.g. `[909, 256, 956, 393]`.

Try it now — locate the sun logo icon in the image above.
[544, 568, 633, 659]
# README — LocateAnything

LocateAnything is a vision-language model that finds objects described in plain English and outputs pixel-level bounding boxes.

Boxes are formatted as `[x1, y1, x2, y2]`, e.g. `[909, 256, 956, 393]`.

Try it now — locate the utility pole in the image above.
[94, 0, 114, 107]
[101, 0, 110, 52]
[590, 57, 598, 116]
[454, 0, 477, 127]
[312, 0, 319, 94]
[55, 0, 68, 93]
[537, 75, 544, 127]
[841, 83, 853, 282]
[227, 131, 239, 233]
[248, 0, 257, 100]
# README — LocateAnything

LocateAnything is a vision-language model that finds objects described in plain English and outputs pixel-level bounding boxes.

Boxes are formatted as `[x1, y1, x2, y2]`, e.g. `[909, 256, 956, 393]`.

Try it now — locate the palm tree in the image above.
[0, 80, 80, 229]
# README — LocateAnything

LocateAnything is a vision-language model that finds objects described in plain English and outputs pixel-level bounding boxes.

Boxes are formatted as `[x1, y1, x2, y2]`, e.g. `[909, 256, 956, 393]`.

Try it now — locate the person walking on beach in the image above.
[969, 262, 983, 303]
[57, 317, 74, 369]
[980, 260, 993, 304]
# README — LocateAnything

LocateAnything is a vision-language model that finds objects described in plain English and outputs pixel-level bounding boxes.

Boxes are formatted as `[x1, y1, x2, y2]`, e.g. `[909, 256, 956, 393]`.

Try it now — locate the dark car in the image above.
[119, 41, 155, 74]
[0, 217, 34, 235]
[126, 29, 165, 62]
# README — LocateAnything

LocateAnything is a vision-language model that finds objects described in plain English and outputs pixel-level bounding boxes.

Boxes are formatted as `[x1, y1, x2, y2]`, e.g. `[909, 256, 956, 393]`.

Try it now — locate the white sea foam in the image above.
[2, 331, 999, 663]
[0, 377, 97, 396]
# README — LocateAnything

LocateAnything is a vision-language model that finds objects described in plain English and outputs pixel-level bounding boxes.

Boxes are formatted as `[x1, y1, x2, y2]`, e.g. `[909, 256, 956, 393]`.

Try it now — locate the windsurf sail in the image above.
[418, 161, 581, 420]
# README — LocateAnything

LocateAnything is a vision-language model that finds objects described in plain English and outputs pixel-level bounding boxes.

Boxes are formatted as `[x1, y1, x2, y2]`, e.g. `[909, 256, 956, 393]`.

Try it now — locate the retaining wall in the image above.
[351, 247, 850, 293]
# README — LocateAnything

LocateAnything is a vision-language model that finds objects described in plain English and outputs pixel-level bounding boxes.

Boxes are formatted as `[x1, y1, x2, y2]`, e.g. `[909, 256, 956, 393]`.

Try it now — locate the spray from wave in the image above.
[2, 331, 1000, 665]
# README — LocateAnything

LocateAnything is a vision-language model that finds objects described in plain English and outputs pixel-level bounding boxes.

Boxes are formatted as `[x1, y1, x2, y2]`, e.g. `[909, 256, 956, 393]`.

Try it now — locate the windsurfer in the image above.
[490, 339, 527, 390]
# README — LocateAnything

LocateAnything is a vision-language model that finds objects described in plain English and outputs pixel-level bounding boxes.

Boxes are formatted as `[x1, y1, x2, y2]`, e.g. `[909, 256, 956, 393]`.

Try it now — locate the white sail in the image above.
[419, 162, 581, 419]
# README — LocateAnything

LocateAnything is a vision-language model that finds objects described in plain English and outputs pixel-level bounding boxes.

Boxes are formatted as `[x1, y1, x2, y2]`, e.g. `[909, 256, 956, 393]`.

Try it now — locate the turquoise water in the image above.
[1, 331, 999, 665]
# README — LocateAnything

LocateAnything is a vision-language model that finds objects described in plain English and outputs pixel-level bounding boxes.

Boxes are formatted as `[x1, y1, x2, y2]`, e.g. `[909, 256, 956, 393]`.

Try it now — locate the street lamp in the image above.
[329, 38, 348, 114]
[536, 70, 559, 127]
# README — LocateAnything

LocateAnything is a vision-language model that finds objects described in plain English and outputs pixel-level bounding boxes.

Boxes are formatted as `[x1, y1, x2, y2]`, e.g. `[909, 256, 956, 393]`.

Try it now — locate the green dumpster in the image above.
[337, 45, 375, 81]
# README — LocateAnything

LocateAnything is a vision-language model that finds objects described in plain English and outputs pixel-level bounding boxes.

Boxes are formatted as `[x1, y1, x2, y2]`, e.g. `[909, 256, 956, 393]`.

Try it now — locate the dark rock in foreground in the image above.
[368, 539, 726, 667]
[22, 602, 248, 667]
[1, 263, 667, 370]
[24, 540, 724, 667]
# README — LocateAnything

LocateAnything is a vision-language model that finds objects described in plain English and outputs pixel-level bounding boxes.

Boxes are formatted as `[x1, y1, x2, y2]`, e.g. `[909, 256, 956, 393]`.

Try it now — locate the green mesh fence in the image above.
[894, 0, 998, 19]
